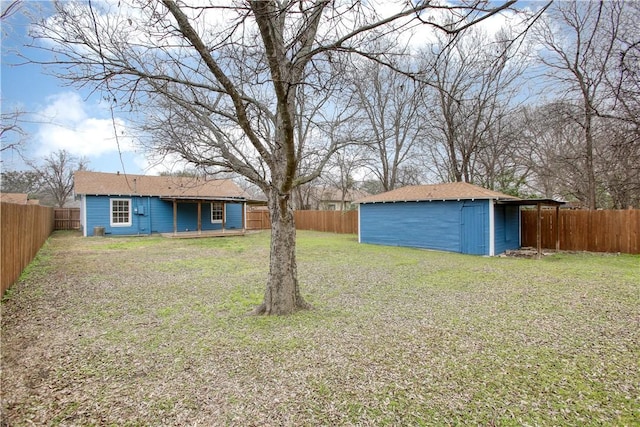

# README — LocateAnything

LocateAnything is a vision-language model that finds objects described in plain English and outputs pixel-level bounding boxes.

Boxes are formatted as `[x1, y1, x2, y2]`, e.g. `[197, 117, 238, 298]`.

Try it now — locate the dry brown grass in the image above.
[1, 230, 638, 426]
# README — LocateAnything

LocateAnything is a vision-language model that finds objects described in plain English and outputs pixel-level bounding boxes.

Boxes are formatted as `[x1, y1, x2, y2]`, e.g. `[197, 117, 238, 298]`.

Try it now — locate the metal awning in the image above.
[496, 198, 565, 206]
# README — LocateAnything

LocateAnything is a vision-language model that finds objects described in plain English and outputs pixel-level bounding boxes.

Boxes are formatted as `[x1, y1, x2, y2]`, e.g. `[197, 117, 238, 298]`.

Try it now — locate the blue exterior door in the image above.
[461, 203, 485, 255]
[224, 203, 243, 229]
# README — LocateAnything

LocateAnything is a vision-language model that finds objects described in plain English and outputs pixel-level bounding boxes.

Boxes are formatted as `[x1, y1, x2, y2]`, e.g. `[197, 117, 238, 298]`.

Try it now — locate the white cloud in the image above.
[34, 92, 137, 158]
[376, 2, 536, 53]
[135, 151, 190, 176]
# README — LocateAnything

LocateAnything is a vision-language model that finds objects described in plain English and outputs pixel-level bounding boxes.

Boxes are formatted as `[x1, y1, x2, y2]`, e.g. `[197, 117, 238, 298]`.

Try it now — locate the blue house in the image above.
[74, 171, 251, 237]
[356, 183, 522, 256]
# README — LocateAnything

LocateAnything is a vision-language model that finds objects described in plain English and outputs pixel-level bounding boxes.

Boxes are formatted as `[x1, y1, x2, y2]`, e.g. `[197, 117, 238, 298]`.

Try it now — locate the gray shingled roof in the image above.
[355, 182, 518, 204]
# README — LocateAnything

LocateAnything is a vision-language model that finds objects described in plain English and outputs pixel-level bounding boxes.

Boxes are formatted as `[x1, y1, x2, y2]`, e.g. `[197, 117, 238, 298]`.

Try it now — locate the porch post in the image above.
[197, 201, 202, 234]
[242, 202, 246, 231]
[222, 203, 226, 232]
[173, 199, 177, 234]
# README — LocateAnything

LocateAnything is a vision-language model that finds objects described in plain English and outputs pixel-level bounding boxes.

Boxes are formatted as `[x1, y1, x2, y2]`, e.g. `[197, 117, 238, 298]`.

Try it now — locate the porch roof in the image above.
[159, 196, 247, 203]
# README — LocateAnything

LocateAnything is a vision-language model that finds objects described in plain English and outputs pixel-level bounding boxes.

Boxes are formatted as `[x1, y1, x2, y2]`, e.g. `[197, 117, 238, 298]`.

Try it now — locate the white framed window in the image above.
[211, 202, 224, 223]
[110, 198, 132, 227]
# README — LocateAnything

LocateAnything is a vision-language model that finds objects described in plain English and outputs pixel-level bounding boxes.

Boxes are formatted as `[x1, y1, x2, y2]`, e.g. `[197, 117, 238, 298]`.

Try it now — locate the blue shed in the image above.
[356, 183, 521, 256]
[74, 171, 250, 237]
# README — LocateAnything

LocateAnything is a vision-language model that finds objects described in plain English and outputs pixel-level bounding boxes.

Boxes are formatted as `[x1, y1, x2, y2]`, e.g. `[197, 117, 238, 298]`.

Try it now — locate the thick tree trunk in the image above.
[252, 188, 311, 315]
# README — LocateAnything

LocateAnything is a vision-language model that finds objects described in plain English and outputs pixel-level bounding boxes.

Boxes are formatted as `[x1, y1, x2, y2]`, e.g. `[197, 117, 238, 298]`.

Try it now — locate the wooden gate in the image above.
[54, 208, 81, 230]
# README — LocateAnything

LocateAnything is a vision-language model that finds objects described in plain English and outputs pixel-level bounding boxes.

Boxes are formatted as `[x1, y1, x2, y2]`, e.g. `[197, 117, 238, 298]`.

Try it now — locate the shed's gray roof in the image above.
[355, 182, 518, 204]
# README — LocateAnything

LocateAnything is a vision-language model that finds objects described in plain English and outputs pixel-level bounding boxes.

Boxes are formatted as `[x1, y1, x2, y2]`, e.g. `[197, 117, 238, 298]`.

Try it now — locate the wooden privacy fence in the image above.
[246, 209, 358, 234]
[522, 209, 640, 254]
[250, 207, 639, 254]
[294, 210, 358, 234]
[1, 202, 55, 295]
[246, 209, 271, 230]
[54, 208, 81, 230]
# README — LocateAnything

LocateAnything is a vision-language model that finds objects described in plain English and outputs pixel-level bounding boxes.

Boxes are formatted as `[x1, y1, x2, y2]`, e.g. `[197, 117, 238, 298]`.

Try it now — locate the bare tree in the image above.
[1, 0, 22, 21]
[520, 101, 640, 208]
[0, 169, 43, 196]
[0, 109, 27, 157]
[518, 103, 591, 202]
[1, 1, 28, 159]
[292, 72, 359, 210]
[598, 1, 640, 208]
[35, 149, 88, 208]
[533, 0, 629, 209]
[602, 1, 640, 129]
[348, 52, 426, 191]
[597, 123, 640, 208]
[473, 110, 531, 196]
[422, 25, 528, 185]
[321, 145, 369, 211]
[31, 0, 531, 315]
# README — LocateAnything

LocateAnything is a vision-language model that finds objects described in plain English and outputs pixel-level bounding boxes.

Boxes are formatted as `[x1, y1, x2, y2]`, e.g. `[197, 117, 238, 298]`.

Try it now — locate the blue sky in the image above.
[1, 1, 538, 177]
[1, 1, 153, 175]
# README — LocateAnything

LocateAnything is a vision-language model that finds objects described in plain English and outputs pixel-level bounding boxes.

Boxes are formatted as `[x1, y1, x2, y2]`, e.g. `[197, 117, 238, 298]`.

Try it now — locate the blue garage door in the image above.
[461, 204, 485, 255]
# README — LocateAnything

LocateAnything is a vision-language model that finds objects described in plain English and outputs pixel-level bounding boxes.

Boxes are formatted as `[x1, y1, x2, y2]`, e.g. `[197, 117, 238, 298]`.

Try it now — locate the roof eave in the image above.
[357, 196, 519, 204]
[160, 196, 247, 202]
[77, 193, 247, 201]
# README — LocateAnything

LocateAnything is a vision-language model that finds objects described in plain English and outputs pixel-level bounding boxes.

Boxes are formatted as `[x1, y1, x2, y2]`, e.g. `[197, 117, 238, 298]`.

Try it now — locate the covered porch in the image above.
[160, 196, 246, 236]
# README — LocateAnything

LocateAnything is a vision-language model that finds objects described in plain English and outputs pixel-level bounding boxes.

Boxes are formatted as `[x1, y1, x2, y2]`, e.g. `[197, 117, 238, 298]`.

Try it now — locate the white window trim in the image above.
[110, 198, 132, 227]
[211, 202, 224, 223]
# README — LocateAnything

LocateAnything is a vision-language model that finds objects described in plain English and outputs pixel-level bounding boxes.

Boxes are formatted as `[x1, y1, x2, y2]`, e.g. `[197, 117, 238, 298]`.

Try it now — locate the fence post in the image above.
[555, 206, 560, 252]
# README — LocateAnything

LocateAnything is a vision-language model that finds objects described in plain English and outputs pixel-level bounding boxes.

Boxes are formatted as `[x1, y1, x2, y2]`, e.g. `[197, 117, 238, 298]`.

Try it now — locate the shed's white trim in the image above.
[357, 204, 361, 243]
[489, 199, 495, 256]
[518, 205, 522, 247]
[81, 195, 87, 237]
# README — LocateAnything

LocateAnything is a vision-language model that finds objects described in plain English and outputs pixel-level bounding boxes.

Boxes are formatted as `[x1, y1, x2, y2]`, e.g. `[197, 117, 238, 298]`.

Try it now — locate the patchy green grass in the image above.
[1, 230, 638, 426]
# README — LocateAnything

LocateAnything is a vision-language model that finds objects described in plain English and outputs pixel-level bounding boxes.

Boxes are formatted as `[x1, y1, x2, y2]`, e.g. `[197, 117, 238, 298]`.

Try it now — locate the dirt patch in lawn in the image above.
[501, 247, 554, 258]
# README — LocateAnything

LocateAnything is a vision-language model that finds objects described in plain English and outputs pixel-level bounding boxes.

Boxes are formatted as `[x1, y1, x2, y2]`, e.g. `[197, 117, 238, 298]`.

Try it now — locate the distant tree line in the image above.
[298, 0, 639, 210]
[1, 149, 88, 207]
